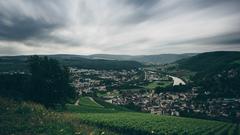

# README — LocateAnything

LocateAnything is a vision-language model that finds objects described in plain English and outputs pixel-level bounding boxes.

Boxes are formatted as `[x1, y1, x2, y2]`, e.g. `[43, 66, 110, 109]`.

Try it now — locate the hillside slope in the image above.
[0, 97, 118, 135]
[178, 51, 240, 72]
[178, 51, 240, 98]
[1, 95, 239, 135]
[66, 97, 239, 135]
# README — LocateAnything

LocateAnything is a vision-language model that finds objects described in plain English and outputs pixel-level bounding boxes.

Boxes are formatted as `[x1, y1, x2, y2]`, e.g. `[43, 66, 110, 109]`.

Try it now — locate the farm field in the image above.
[76, 112, 239, 135]
[65, 97, 131, 113]
[143, 81, 173, 90]
[67, 97, 240, 135]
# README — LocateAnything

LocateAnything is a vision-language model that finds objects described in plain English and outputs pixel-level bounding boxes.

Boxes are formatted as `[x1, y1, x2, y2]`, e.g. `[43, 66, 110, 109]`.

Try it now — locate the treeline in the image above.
[0, 55, 143, 72]
[59, 58, 143, 70]
[0, 56, 28, 72]
[155, 85, 191, 94]
[0, 56, 76, 108]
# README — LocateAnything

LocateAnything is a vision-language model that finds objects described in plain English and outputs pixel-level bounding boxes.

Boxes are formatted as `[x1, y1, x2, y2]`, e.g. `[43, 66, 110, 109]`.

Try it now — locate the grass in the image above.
[0, 97, 119, 135]
[143, 81, 172, 90]
[65, 96, 131, 113]
[78, 97, 103, 108]
[97, 91, 120, 98]
[73, 112, 236, 135]
[93, 97, 132, 112]
[0, 97, 74, 135]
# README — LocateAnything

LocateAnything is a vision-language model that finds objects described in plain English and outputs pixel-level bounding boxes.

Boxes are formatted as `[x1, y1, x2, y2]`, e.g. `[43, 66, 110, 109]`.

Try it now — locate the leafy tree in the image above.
[27, 55, 76, 107]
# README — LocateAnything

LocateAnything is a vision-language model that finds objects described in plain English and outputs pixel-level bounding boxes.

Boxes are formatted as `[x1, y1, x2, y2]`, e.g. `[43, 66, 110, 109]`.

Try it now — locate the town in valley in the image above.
[70, 65, 240, 122]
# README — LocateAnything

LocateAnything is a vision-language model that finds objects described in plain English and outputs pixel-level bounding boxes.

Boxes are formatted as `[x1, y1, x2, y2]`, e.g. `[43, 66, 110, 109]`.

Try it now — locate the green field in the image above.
[78, 97, 103, 108]
[66, 97, 240, 135]
[66, 97, 130, 113]
[97, 91, 120, 98]
[144, 81, 173, 90]
[75, 113, 238, 135]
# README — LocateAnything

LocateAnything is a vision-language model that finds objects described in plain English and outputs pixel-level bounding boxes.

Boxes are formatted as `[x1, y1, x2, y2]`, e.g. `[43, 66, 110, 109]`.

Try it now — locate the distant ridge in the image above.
[177, 51, 240, 72]
[0, 55, 143, 72]
[86, 53, 197, 64]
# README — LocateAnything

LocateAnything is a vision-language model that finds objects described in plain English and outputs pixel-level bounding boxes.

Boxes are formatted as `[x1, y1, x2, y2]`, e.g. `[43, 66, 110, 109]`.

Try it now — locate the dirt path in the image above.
[74, 99, 80, 106]
[89, 97, 104, 107]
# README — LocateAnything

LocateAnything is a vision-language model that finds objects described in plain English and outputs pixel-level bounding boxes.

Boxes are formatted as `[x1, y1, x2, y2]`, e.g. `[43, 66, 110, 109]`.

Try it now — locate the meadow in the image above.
[143, 81, 173, 90]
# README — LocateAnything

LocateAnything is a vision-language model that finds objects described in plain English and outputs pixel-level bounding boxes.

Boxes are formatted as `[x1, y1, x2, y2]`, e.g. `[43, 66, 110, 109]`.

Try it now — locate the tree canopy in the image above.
[0, 56, 76, 108]
[27, 55, 76, 107]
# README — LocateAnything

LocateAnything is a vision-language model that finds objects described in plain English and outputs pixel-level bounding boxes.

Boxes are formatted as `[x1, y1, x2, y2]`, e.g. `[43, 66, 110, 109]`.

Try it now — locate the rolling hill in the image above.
[0, 53, 197, 72]
[87, 53, 197, 64]
[178, 51, 240, 72]
[0, 55, 143, 72]
[177, 51, 240, 98]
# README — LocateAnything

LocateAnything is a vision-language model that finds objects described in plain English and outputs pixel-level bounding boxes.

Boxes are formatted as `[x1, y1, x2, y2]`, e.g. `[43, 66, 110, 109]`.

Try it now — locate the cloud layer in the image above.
[0, 0, 240, 55]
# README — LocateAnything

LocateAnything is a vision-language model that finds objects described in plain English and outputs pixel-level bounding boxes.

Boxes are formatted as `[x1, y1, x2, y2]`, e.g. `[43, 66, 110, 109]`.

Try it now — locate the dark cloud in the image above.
[199, 32, 240, 45]
[118, 0, 161, 24]
[0, 15, 57, 41]
[0, 0, 67, 41]
[124, 0, 160, 8]
[160, 32, 240, 47]
[120, 0, 240, 25]
[0, 0, 240, 55]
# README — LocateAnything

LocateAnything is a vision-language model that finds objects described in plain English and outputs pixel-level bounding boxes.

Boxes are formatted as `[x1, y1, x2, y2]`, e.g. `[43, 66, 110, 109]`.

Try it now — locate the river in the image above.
[168, 75, 186, 86]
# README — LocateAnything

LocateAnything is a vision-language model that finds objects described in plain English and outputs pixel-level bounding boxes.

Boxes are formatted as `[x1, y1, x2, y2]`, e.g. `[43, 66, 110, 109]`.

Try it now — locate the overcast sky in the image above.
[0, 0, 240, 56]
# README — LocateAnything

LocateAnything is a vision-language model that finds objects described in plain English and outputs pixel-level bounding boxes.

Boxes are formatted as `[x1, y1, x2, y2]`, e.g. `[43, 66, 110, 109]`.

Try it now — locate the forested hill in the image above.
[177, 51, 240, 98]
[88, 53, 196, 64]
[56, 55, 143, 70]
[0, 55, 143, 72]
[178, 51, 240, 73]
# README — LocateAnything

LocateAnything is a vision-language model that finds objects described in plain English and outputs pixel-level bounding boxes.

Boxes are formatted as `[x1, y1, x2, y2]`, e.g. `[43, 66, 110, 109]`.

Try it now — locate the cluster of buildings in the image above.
[111, 90, 197, 116]
[110, 89, 240, 120]
[70, 68, 140, 95]
[144, 69, 170, 82]
[70, 67, 240, 121]
[195, 98, 240, 120]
